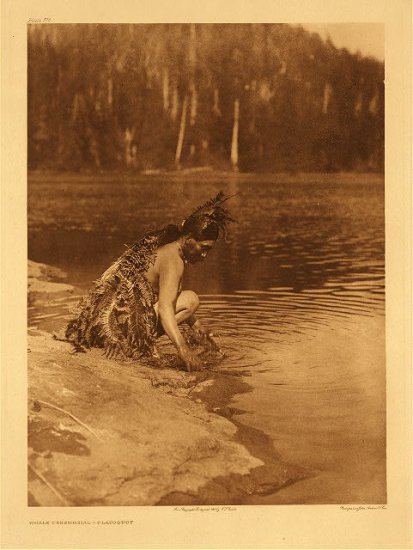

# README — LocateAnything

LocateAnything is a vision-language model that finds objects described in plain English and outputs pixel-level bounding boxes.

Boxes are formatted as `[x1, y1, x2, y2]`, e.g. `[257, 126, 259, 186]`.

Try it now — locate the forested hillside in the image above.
[28, 24, 384, 172]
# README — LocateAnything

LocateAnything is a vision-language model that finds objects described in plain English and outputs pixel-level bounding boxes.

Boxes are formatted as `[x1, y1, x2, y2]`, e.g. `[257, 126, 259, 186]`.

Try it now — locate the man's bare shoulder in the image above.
[156, 243, 184, 271]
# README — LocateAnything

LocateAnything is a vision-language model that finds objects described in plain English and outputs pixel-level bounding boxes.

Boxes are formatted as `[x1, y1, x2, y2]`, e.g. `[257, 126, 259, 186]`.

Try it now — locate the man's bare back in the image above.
[146, 242, 184, 298]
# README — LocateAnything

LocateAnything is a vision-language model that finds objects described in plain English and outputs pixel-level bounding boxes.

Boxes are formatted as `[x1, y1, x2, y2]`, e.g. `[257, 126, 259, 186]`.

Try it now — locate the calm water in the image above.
[28, 172, 385, 503]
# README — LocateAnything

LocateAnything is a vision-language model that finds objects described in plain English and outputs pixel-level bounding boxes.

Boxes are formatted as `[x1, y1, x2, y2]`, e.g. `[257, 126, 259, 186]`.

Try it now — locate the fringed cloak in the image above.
[65, 225, 180, 359]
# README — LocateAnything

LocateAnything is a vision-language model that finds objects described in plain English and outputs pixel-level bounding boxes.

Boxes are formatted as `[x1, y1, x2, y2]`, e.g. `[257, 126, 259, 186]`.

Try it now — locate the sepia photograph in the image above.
[26, 22, 388, 508]
[1, 0, 412, 547]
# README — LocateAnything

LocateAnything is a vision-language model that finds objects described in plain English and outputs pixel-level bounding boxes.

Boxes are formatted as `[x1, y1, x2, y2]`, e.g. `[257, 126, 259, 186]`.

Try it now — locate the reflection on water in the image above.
[28, 172, 385, 503]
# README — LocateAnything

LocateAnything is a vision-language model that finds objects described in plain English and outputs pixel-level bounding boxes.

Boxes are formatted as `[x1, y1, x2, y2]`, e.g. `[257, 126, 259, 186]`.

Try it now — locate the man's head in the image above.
[178, 191, 236, 263]
[181, 236, 216, 264]
[181, 217, 219, 263]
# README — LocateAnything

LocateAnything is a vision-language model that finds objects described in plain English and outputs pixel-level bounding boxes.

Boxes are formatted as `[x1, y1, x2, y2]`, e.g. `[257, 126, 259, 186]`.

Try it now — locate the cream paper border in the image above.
[1, 0, 412, 548]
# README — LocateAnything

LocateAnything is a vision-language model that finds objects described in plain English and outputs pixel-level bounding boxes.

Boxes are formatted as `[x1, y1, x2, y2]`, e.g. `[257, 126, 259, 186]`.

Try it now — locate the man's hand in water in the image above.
[198, 330, 224, 356]
[205, 332, 222, 353]
[177, 345, 204, 372]
[190, 319, 223, 355]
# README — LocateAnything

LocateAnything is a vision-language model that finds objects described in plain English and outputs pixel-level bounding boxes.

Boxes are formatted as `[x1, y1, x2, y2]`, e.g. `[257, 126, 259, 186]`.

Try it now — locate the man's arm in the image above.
[157, 252, 186, 350]
[157, 251, 203, 371]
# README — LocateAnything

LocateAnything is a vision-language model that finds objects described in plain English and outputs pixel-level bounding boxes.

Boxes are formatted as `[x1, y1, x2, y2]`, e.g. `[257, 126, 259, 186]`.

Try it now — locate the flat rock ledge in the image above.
[28, 260, 74, 304]
[28, 260, 304, 506]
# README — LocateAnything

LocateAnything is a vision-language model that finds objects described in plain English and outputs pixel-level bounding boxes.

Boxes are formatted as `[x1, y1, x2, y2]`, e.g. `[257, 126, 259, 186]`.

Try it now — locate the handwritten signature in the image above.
[341, 505, 387, 511]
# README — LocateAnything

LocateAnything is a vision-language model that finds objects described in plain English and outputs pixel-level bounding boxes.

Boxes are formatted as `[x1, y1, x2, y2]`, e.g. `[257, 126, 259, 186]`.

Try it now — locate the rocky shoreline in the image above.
[28, 261, 306, 506]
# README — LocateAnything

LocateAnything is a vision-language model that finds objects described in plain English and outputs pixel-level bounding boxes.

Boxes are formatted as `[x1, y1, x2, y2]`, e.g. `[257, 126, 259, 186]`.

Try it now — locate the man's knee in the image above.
[185, 290, 200, 313]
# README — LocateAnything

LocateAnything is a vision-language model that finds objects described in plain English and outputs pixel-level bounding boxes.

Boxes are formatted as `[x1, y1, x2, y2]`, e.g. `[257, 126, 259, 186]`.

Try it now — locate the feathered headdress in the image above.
[183, 191, 237, 236]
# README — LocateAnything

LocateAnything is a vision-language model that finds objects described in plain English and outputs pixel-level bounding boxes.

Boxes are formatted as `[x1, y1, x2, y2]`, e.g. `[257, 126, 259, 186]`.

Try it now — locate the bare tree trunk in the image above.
[125, 128, 136, 167]
[230, 98, 240, 170]
[188, 24, 197, 158]
[175, 95, 188, 169]
[55, 64, 64, 160]
[171, 79, 178, 121]
[322, 82, 333, 114]
[369, 89, 378, 114]
[189, 24, 197, 126]
[213, 88, 221, 116]
[190, 86, 197, 125]
[107, 76, 113, 109]
[162, 68, 169, 112]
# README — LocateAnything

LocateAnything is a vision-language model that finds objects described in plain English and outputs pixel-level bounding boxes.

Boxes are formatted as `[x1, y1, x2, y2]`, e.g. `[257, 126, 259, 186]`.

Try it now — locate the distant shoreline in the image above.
[28, 169, 384, 183]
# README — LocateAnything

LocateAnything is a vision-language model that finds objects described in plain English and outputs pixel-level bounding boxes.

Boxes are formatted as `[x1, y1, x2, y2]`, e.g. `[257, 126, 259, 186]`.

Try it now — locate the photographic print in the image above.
[27, 22, 387, 508]
[2, 0, 413, 547]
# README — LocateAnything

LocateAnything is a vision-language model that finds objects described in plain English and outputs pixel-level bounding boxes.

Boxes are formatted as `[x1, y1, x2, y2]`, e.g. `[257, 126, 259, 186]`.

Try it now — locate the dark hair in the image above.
[181, 216, 219, 241]
[153, 220, 218, 248]
[155, 224, 181, 246]
[151, 192, 234, 247]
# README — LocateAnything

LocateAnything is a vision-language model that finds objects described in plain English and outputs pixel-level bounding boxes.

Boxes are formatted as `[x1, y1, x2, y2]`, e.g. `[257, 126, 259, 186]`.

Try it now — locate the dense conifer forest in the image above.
[28, 24, 384, 172]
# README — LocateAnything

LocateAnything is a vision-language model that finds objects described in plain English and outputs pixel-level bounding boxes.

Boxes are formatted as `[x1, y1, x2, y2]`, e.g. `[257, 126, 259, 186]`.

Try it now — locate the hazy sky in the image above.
[301, 23, 384, 61]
